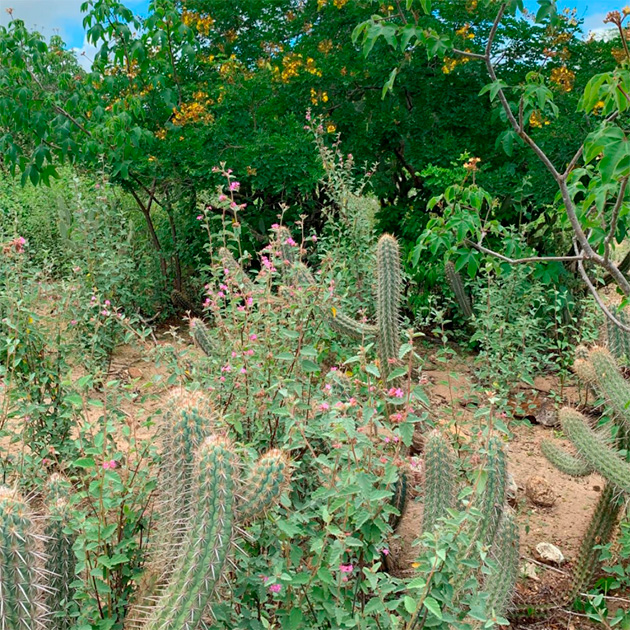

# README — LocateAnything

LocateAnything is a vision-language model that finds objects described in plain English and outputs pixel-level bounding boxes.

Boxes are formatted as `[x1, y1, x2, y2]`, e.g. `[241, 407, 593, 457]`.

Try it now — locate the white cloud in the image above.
[581, 12, 616, 41]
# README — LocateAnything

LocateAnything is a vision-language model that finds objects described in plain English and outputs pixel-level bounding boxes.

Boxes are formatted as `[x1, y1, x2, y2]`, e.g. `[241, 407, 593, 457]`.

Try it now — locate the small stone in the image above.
[128, 367, 143, 379]
[525, 475, 556, 507]
[536, 399, 559, 427]
[506, 472, 518, 505]
[535, 542, 565, 565]
[521, 561, 540, 581]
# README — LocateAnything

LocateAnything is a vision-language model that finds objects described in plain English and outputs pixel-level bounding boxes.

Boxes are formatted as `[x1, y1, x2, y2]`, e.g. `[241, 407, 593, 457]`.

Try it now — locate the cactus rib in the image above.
[190, 318, 215, 357]
[328, 310, 378, 340]
[588, 347, 630, 430]
[541, 440, 593, 477]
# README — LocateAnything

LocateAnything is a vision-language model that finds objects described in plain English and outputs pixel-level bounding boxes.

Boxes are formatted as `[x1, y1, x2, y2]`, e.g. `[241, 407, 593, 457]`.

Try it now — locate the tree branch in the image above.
[465, 239, 585, 264]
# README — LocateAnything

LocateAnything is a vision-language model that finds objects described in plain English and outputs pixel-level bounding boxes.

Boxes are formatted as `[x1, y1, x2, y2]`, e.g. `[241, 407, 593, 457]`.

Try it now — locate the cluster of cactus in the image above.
[0, 473, 78, 629]
[444, 261, 473, 319]
[605, 307, 630, 362]
[534, 345, 629, 612]
[410, 431, 519, 622]
[136, 390, 291, 629]
[0, 391, 290, 630]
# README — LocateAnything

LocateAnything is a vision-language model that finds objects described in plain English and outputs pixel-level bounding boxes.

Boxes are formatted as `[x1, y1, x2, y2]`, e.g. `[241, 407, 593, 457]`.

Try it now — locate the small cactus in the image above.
[238, 449, 291, 523]
[171, 289, 198, 315]
[218, 247, 254, 293]
[328, 309, 378, 340]
[189, 318, 215, 357]
[445, 261, 473, 319]
[606, 308, 630, 361]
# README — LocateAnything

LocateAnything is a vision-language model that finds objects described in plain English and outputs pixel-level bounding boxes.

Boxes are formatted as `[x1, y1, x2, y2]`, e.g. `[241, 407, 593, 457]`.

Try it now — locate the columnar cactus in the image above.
[218, 246, 254, 293]
[170, 289, 198, 316]
[410, 432, 519, 622]
[376, 234, 401, 379]
[445, 261, 473, 319]
[189, 318, 215, 357]
[0, 486, 47, 629]
[483, 511, 519, 616]
[422, 430, 457, 533]
[44, 475, 76, 630]
[540, 439, 593, 477]
[145, 435, 239, 630]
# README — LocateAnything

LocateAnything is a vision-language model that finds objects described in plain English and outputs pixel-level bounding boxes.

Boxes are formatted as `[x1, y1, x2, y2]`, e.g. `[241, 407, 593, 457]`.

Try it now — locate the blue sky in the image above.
[0, 0, 614, 51]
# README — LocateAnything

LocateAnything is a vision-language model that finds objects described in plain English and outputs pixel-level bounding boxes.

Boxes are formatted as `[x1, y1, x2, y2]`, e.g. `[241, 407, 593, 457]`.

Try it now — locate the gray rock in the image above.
[535, 542, 565, 565]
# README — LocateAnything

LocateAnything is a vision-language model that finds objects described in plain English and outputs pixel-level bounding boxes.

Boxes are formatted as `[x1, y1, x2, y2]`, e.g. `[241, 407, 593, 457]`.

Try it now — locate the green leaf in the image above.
[73, 457, 95, 469]
[423, 596, 443, 620]
[404, 596, 417, 613]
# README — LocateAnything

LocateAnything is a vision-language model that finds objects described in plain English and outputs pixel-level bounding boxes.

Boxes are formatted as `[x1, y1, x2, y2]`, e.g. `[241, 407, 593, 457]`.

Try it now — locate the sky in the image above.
[0, 0, 615, 54]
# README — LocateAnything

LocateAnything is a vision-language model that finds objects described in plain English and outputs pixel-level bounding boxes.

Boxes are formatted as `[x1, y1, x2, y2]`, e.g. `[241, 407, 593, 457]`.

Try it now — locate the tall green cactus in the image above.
[44, 475, 76, 630]
[541, 439, 593, 477]
[408, 432, 519, 625]
[483, 510, 519, 616]
[0, 486, 46, 629]
[588, 347, 630, 430]
[145, 435, 238, 630]
[445, 261, 473, 319]
[376, 234, 401, 379]
[190, 317, 215, 357]
[422, 430, 457, 533]
[218, 246, 254, 293]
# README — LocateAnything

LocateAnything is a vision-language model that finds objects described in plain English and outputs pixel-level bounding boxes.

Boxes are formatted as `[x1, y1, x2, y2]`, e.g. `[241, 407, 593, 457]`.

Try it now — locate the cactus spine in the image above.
[44, 475, 76, 630]
[145, 436, 238, 630]
[541, 439, 593, 477]
[422, 431, 456, 533]
[328, 310, 378, 340]
[0, 486, 46, 629]
[588, 347, 630, 429]
[445, 261, 473, 319]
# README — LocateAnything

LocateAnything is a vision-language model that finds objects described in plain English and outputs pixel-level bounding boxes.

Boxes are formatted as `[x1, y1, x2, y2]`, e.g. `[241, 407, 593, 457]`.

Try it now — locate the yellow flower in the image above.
[318, 39, 333, 55]
[529, 110, 550, 128]
[322, 91, 329, 103]
[442, 57, 457, 74]
[550, 65, 575, 92]
[333, 0, 348, 7]
[327, 123, 336, 133]
[593, 100, 605, 115]
[148, 156, 156, 162]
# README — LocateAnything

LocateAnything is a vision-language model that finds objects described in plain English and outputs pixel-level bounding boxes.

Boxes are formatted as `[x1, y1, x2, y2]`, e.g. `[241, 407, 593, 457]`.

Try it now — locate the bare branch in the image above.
[577, 257, 630, 333]
[465, 239, 585, 264]
[451, 48, 486, 61]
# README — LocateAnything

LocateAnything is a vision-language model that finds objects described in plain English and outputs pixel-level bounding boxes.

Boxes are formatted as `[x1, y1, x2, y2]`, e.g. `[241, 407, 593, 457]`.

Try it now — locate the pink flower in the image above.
[387, 387, 404, 399]
[319, 402, 330, 411]
[339, 564, 353, 573]
[332, 442, 342, 448]
[223, 268, 230, 275]
[269, 583, 282, 593]
[246, 297, 254, 306]
[104, 300, 111, 306]
[101, 309, 110, 316]
[271, 223, 280, 229]
[382, 548, 389, 556]
[383, 437, 390, 443]
[229, 181, 240, 192]
[240, 367, 247, 374]
[284, 237, 297, 246]
[70, 320, 77, 325]
[325, 383, 332, 391]
[249, 334, 257, 341]
[231, 351, 238, 358]
[218, 194, 228, 202]
[197, 215, 204, 220]
[312, 235, 317, 242]
[102, 459, 117, 470]
[220, 376, 226, 382]
[217, 291, 225, 298]
[260, 575, 270, 583]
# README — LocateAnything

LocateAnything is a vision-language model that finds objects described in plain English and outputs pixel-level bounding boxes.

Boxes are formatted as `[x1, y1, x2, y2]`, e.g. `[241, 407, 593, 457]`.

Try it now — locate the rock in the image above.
[128, 367, 143, 379]
[525, 475, 556, 507]
[506, 472, 518, 505]
[535, 542, 565, 565]
[536, 399, 559, 427]
[521, 561, 540, 581]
